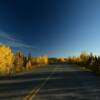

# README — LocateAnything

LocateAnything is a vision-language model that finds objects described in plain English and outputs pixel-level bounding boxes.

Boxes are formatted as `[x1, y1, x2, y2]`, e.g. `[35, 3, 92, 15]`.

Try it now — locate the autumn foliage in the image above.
[49, 51, 100, 74]
[1, 44, 100, 75]
[0, 44, 48, 75]
[0, 44, 14, 75]
[66, 52, 100, 74]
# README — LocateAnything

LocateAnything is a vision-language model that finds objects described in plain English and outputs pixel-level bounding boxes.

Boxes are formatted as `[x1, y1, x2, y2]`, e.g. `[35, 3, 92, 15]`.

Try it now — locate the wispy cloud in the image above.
[0, 32, 21, 42]
[0, 32, 57, 55]
[5, 40, 35, 49]
[0, 32, 35, 49]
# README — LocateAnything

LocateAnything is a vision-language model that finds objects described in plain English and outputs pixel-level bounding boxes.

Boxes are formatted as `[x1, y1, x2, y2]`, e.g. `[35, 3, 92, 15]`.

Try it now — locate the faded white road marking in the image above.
[23, 67, 57, 100]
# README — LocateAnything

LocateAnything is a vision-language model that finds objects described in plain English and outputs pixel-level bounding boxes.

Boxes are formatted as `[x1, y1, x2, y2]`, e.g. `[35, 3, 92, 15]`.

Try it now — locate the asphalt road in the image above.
[0, 63, 100, 100]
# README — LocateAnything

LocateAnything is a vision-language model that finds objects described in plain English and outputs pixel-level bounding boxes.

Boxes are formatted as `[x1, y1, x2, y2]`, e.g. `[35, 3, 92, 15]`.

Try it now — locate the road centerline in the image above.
[23, 66, 57, 100]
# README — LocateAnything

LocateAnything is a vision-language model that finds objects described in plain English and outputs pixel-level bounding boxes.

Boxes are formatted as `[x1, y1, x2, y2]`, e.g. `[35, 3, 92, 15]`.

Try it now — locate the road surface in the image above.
[0, 63, 100, 100]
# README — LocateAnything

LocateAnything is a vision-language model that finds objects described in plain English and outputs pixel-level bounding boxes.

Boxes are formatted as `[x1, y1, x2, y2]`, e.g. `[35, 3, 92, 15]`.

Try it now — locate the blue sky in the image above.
[0, 0, 100, 57]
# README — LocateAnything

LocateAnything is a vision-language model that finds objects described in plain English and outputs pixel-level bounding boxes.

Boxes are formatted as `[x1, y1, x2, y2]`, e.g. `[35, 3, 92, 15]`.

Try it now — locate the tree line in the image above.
[0, 44, 48, 75]
[49, 52, 100, 74]
[60, 52, 100, 74]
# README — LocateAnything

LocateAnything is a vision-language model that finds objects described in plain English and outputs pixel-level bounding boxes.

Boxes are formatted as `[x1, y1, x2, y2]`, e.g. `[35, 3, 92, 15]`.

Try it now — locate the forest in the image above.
[0, 44, 100, 75]
[0, 44, 48, 75]
[57, 52, 100, 74]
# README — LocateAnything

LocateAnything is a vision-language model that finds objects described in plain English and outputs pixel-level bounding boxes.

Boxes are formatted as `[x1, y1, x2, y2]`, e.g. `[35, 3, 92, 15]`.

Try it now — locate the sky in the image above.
[0, 0, 100, 57]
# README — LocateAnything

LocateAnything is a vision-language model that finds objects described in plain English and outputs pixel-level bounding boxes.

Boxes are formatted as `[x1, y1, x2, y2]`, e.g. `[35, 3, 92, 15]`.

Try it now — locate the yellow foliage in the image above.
[0, 44, 49, 75]
[57, 57, 65, 62]
[80, 52, 89, 62]
[0, 44, 14, 74]
[32, 55, 48, 65]
[26, 60, 32, 70]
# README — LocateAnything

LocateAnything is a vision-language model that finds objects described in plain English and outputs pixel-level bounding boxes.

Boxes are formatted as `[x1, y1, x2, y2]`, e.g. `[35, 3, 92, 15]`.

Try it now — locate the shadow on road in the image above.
[0, 64, 100, 100]
[34, 71, 100, 100]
